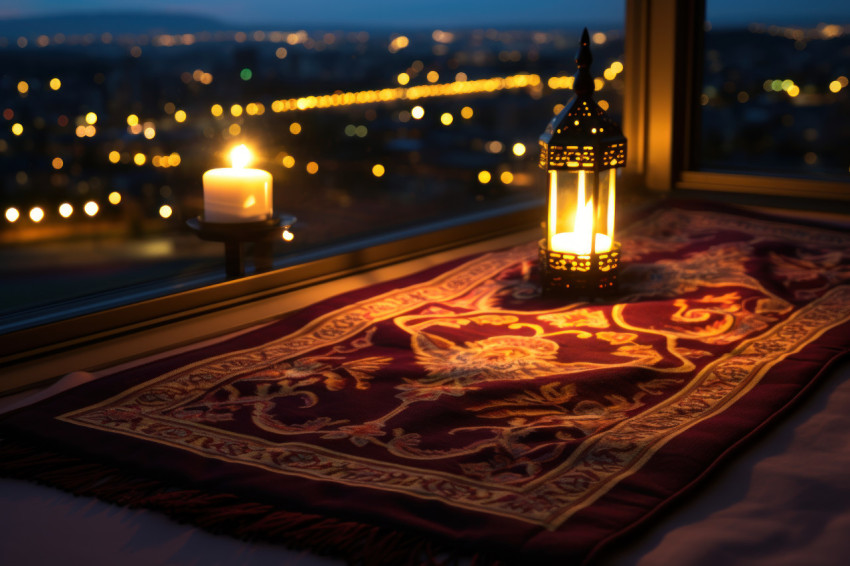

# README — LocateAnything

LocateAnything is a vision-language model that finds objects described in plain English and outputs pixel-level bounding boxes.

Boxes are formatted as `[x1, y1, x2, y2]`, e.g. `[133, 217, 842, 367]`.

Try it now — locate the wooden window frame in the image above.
[623, 0, 850, 204]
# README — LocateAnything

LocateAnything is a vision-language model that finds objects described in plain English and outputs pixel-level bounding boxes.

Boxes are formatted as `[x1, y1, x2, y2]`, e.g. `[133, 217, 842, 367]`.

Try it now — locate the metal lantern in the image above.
[538, 28, 626, 296]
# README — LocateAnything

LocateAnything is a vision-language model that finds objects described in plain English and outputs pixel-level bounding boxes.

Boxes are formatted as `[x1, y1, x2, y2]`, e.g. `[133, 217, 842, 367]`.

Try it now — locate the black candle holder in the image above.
[538, 239, 621, 297]
[187, 214, 296, 278]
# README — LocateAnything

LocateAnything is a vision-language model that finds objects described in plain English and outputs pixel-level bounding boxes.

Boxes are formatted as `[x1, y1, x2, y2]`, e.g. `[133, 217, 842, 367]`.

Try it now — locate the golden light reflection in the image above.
[17, 81, 29, 94]
[59, 203, 73, 218]
[108, 150, 121, 163]
[411, 106, 425, 119]
[282, 229, 294, 242]
[29, 207, 45, 222]
[127, 114, 139, 126]
[821, 24, 842, 38]
[440, 112, 453, 125]
[133, 153, 146, 166]
[84, 201, 99, 216]
[388, 35, 410, 53]
[159, 205, 173, 219]
[108, 191, 122, 205]
[211, 104, 223, 117]
[11, 123, 23, 136]
[548, 76, 574, 90]
[282, 155, 295, 168]
[460, 106, 473, 119]
[306, 161, 319, 174]
[49, 78, 61, 90]
[485, 140, 503, 153]
[5, 207, 20, 223]
[85, 112, 98, 125]
[265, 73, 541, 116]
[432, 30, 454, 43]
[512, 142, 526, 157]
[372, 163, 385, 177]
[478, 170, 491, 183]
[500, 171, 514, 184]
[51, 157, 63, 169]
[174, 109, 187, 122]
[397, 72, 410, 86]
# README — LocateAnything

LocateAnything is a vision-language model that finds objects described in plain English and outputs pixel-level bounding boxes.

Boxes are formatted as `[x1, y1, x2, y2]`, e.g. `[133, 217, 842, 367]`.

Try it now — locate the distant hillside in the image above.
[0, 11, 624, 37]
[0, 12, 231, 37]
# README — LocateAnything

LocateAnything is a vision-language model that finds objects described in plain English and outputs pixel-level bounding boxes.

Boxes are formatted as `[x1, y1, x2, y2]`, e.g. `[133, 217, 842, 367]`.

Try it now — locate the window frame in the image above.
[624, 0, 850, 204]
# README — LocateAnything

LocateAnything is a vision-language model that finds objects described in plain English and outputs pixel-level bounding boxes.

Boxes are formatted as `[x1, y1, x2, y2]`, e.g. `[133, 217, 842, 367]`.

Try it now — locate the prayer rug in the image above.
[2, 203, 849, 565]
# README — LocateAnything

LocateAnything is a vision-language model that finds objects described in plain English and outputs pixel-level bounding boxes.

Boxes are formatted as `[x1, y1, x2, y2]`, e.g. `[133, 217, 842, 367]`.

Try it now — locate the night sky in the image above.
[1, 0, 848, 27]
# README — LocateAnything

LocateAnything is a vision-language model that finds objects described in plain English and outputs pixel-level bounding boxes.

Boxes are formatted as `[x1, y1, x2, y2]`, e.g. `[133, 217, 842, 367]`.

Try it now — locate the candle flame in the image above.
[574, 197, 594, 253]
[230, 144, 252, 168]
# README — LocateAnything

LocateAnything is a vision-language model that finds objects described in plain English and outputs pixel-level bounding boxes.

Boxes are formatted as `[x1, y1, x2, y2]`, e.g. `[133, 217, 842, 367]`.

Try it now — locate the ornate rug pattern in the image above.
[2, 204, 850, 565]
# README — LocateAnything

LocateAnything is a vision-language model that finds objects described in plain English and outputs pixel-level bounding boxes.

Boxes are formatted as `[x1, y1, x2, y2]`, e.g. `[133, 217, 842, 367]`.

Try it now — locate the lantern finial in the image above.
[573, 28, 595, 97]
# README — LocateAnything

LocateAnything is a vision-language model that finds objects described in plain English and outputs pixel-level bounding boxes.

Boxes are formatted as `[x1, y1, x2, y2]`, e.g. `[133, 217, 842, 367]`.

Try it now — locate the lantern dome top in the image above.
[539, 28, 627, 172]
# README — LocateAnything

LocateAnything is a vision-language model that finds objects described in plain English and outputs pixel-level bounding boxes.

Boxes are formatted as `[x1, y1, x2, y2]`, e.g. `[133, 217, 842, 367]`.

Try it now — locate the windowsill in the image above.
[0, 225, 540, 397]
[7, 193, 849, 399]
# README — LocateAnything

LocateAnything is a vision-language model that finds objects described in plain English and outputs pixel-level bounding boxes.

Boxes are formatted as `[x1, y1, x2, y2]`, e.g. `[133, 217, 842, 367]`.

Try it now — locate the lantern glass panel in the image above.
[546, 168, 616, 256]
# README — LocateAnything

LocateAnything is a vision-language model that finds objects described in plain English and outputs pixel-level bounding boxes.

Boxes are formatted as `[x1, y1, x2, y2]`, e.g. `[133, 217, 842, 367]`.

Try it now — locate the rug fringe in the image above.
[0, 437, 508, 566]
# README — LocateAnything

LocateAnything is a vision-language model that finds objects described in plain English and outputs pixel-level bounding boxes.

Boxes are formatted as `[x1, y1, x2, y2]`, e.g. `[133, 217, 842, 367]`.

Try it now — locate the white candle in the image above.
[202, 144, 272, 223]
[550, 184, 611, 254]
[551, 231, 612, 255]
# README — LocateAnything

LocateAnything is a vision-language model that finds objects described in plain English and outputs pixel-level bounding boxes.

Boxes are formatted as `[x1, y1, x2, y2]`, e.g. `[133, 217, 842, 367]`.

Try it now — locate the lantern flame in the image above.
[573, 197, 594, 253]
[230, 144, 252, 168]
[549, 170, 613, 255]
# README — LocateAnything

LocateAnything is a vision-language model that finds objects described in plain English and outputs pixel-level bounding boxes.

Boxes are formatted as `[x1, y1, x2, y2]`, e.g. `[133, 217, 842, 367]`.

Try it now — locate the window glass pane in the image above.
[0, 2, 624, 332]
[698, 1, 850, 180]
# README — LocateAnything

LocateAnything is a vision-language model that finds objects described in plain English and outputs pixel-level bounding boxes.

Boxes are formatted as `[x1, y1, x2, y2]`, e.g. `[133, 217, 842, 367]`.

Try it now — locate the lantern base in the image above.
[538, 239, 621, 297]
